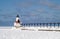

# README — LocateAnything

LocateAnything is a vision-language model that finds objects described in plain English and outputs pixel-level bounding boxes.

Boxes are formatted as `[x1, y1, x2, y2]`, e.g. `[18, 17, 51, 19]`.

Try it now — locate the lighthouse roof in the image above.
[16, 14, 19, 17]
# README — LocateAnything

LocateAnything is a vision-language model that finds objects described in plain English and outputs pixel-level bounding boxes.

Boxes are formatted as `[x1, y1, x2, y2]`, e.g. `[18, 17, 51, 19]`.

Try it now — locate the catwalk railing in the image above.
[21, 23, 60, 27]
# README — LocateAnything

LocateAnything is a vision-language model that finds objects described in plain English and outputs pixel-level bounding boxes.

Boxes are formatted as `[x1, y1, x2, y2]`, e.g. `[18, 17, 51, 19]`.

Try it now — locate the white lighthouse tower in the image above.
[14, 15, 21, 28]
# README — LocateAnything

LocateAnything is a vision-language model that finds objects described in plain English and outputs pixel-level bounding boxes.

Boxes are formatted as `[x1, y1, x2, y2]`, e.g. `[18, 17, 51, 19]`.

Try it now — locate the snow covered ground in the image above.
[0, 27, 60, 39]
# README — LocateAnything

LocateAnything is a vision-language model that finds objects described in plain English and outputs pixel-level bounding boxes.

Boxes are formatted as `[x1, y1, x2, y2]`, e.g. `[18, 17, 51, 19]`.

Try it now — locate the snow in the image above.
[0, 27, 60, 39]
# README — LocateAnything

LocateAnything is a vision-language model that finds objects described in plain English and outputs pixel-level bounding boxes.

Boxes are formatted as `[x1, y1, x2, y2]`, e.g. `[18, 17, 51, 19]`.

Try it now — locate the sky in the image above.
[0, 0, 60, 26]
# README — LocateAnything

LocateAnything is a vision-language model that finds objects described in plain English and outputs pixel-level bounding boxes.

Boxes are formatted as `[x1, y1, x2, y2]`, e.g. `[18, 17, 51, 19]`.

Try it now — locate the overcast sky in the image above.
[0, 0, 60, 26]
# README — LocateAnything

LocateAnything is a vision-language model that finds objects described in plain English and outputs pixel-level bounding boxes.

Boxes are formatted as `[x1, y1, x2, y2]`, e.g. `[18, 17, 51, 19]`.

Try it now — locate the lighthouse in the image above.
[14, 15, 21, 28]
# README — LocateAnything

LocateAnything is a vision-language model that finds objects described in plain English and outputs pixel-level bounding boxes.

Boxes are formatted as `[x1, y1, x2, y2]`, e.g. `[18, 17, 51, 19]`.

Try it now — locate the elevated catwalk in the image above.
[13, 23, 60, 31]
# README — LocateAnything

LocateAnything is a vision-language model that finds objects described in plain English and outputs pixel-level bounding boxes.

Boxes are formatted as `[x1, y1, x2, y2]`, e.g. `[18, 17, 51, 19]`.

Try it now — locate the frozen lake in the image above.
[0, 27, 60, 39]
